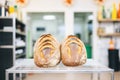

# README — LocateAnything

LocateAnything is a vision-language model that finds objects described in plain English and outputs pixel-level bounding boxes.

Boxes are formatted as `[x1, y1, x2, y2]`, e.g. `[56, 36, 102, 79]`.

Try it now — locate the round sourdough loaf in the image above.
[34, 34, 61, 67]
[61, 35, 87, 66]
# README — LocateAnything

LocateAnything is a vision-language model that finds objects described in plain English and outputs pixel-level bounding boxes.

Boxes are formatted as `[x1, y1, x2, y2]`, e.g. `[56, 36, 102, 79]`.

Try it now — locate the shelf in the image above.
[0, 30, 13, 32]
[0, 17, 26, 64]
[0, 45, 13, 48]
[98, 19, 120, 22]
[0, 16, 15, 18]
[16, 45, 25, 48]
[98, 33, 120, 37]
[16, 54, 26, 59]
[16, 19, 25, 27]
[16, 31, 26, 36]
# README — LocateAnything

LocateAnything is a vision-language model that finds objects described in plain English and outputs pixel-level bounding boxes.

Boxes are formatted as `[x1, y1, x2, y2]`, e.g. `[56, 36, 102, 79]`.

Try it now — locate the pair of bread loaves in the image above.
[34, 34, 87, 67]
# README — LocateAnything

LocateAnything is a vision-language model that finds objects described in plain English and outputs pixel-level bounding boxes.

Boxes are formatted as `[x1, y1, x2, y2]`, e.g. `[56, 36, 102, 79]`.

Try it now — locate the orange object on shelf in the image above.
[117, 3, 120, 19]
[109, 38, 115, 50]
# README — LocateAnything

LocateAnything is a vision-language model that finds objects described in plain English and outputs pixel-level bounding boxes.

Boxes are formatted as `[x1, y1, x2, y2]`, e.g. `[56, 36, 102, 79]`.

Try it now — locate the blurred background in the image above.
[0, 0, 120, 80]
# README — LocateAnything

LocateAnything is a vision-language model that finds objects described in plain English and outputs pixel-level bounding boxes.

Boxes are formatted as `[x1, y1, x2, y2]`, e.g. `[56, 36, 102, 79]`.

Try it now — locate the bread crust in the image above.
[34, 34, 61, 67]
[61, 35, 87, 66]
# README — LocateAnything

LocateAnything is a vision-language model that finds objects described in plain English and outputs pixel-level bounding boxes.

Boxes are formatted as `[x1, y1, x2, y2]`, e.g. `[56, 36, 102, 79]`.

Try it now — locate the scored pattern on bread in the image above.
[61, 35, 87, 66]
[34, 34, 61, 67]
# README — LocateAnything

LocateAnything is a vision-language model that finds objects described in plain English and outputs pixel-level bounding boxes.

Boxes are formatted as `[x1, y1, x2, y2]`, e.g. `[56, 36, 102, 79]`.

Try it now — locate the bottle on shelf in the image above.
[111, 3, 117, 20]
[109, 37, 115, 50]
[97, 27, 105, 36]
[106, 8, 111, 19]
[0, 3, 5, 17]
[14, 5, 18, 18]
[0, 1, 9, 17]
[4, 0, 9, 16]
[117, 3, 120, 19]
[97, 6, 103, 20]
[102, 5, 106, 19]
[8, 1, 15, 17]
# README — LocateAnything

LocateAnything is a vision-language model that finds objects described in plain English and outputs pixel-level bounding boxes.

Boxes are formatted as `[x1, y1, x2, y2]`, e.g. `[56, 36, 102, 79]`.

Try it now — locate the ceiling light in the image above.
[43, 15, 56, 20]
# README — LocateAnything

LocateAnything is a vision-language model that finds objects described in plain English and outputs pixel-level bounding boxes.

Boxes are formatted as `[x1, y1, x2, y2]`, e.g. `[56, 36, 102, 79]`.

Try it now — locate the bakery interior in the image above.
[0, 0, 120, 80]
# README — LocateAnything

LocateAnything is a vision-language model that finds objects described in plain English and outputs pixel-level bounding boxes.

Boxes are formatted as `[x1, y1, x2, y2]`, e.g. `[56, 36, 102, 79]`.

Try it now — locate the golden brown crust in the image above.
[34, 34, 86, 67]
[34, 34, 59, 53]
[34, 34, 60, 67]
[61, 35, 87, 66]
